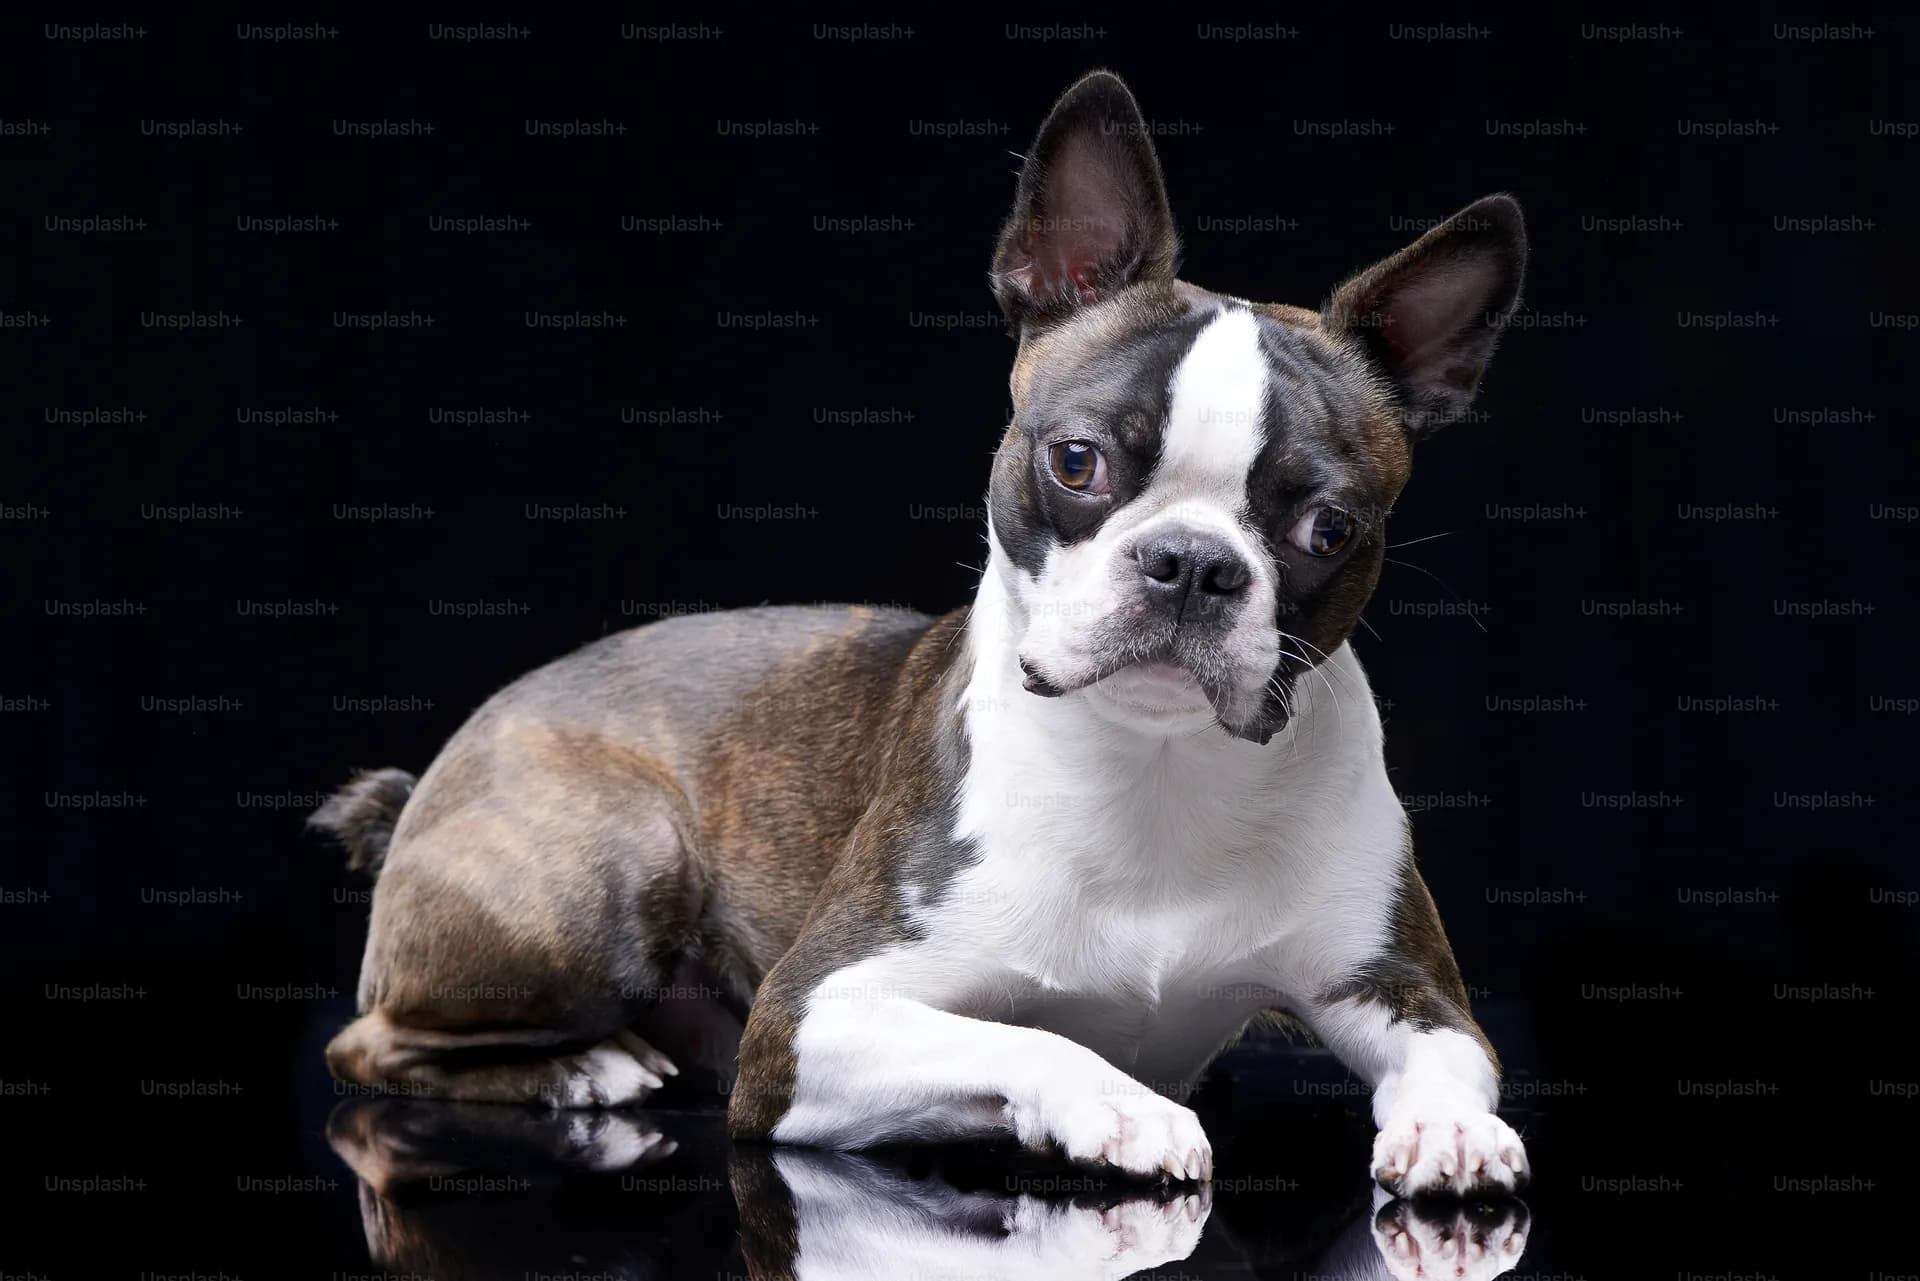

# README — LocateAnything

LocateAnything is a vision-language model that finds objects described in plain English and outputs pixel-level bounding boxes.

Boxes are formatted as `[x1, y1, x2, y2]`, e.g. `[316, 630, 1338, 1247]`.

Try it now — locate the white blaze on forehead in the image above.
[1157, 306, 1268, 504]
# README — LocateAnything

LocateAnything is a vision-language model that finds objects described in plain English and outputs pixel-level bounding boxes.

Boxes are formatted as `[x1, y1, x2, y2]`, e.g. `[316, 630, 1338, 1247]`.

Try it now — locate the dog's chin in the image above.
[1017, 641, 1287, 743]
[1089, 662, 1216, 718]
[1080, 660, 1280, 742]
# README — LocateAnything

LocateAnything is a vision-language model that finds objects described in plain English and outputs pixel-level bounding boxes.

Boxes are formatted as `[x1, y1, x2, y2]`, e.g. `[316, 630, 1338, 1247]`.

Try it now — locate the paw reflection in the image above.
[328, 1096, 677, 1197]
[326, 1098, 688, 1278]
[737, 1147, 1209, 1280]
[1370, 1196, 1530, 1281]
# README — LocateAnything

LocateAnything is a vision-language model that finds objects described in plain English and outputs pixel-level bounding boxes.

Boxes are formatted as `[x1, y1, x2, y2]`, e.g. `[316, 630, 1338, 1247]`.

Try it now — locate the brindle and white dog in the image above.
[315, 69, 1530, 1198]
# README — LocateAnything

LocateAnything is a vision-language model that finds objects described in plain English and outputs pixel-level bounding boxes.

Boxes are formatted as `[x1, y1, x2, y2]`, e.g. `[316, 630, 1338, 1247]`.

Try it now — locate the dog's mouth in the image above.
[1019, 651, 1214, 700]
[1093, 661, 1211, 707]
[1019, 646, 1288, 744]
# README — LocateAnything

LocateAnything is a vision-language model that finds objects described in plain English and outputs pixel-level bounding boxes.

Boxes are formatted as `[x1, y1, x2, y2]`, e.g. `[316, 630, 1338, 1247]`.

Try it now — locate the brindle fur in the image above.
[320, 606, 970, 1105]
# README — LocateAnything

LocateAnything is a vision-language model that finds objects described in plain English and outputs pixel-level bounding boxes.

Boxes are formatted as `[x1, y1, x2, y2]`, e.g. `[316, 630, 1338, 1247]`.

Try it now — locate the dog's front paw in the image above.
[1372, 1097, 1527, 1197]
[1018, 1079, 1212, 1181]
[1371, 1197, 1530, 1281]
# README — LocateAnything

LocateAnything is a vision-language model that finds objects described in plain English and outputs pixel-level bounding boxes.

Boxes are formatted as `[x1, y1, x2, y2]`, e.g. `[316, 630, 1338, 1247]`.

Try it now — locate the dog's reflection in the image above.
[327, 1099, 1529, 1281]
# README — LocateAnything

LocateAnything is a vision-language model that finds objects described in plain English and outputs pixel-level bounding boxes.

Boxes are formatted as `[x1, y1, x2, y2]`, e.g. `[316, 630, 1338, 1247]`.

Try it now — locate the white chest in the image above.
[894, 641, 1409, 1078]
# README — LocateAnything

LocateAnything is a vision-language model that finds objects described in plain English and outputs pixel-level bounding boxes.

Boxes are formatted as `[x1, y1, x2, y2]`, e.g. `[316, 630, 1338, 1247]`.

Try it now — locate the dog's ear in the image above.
[1323, 194, 1528, 437]
[990, 70, 1179, 328]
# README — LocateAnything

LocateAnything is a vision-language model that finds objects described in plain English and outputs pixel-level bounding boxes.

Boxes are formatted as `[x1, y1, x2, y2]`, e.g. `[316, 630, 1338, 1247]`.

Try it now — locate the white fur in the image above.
[1158, 306, 1268, 501]
[555, 1038, 660, 1108]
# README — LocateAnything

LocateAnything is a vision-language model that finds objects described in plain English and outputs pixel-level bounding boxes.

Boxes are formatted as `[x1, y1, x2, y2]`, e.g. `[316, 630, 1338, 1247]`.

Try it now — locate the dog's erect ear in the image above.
[990, 70, 1179, 328]
[1323, 194, 1528, 436]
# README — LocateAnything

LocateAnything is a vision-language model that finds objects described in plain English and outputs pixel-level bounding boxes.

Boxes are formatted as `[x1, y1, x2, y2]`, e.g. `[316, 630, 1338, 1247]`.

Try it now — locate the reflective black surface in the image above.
[10, 1018, 1907, 1275]
[326, 1098, 1529, 1281]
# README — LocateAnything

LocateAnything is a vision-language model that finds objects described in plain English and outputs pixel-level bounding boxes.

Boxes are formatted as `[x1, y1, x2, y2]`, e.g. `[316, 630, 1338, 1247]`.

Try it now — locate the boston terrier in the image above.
[313, 69, 1530, 1198]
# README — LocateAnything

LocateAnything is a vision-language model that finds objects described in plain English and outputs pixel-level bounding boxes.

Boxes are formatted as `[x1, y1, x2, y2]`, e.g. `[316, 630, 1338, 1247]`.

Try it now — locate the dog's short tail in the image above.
[308, 767, 417, 874]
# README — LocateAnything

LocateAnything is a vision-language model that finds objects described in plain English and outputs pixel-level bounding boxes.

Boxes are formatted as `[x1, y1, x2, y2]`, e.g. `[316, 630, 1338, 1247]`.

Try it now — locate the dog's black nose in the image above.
[1135, 527, 1251, 616]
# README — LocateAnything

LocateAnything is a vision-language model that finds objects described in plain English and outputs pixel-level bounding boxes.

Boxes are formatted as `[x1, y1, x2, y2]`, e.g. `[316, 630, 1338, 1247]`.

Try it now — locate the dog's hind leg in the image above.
[326, 1012, 674, 1107]
[317, 724, 712, 1107]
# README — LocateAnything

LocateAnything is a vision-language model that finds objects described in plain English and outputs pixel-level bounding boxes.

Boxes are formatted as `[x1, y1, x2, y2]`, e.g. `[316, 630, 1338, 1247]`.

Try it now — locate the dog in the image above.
[313, 69, 1530, 1199]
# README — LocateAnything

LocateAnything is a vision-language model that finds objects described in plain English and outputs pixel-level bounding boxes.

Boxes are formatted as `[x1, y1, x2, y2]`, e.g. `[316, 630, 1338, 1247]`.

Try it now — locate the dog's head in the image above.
[985, 71, 1527, 744]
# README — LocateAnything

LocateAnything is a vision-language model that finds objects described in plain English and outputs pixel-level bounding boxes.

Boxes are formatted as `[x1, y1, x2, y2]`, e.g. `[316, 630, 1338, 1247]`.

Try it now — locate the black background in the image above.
[5, 9, 1916, 1276]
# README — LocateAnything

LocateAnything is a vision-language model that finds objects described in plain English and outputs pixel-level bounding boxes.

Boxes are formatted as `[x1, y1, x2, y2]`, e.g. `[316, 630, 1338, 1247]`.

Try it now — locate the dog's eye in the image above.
[1047, 440, 1109, 495]
[1289, 507, 1353, 557]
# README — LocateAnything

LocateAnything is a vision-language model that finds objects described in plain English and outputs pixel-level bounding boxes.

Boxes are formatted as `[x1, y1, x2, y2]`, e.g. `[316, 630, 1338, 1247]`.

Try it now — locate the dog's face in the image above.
[985, 72, 1528, 744]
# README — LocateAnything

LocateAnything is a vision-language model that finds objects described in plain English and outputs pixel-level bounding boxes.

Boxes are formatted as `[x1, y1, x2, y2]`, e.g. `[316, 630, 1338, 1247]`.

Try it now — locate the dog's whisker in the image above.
[1386, 530, 1456, 550]
[1283, 633, 1357, 698]
[1261, 672, 1303, 764]
[1384, 556, 1489, 635]
[1279, 644, 1344, 739]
